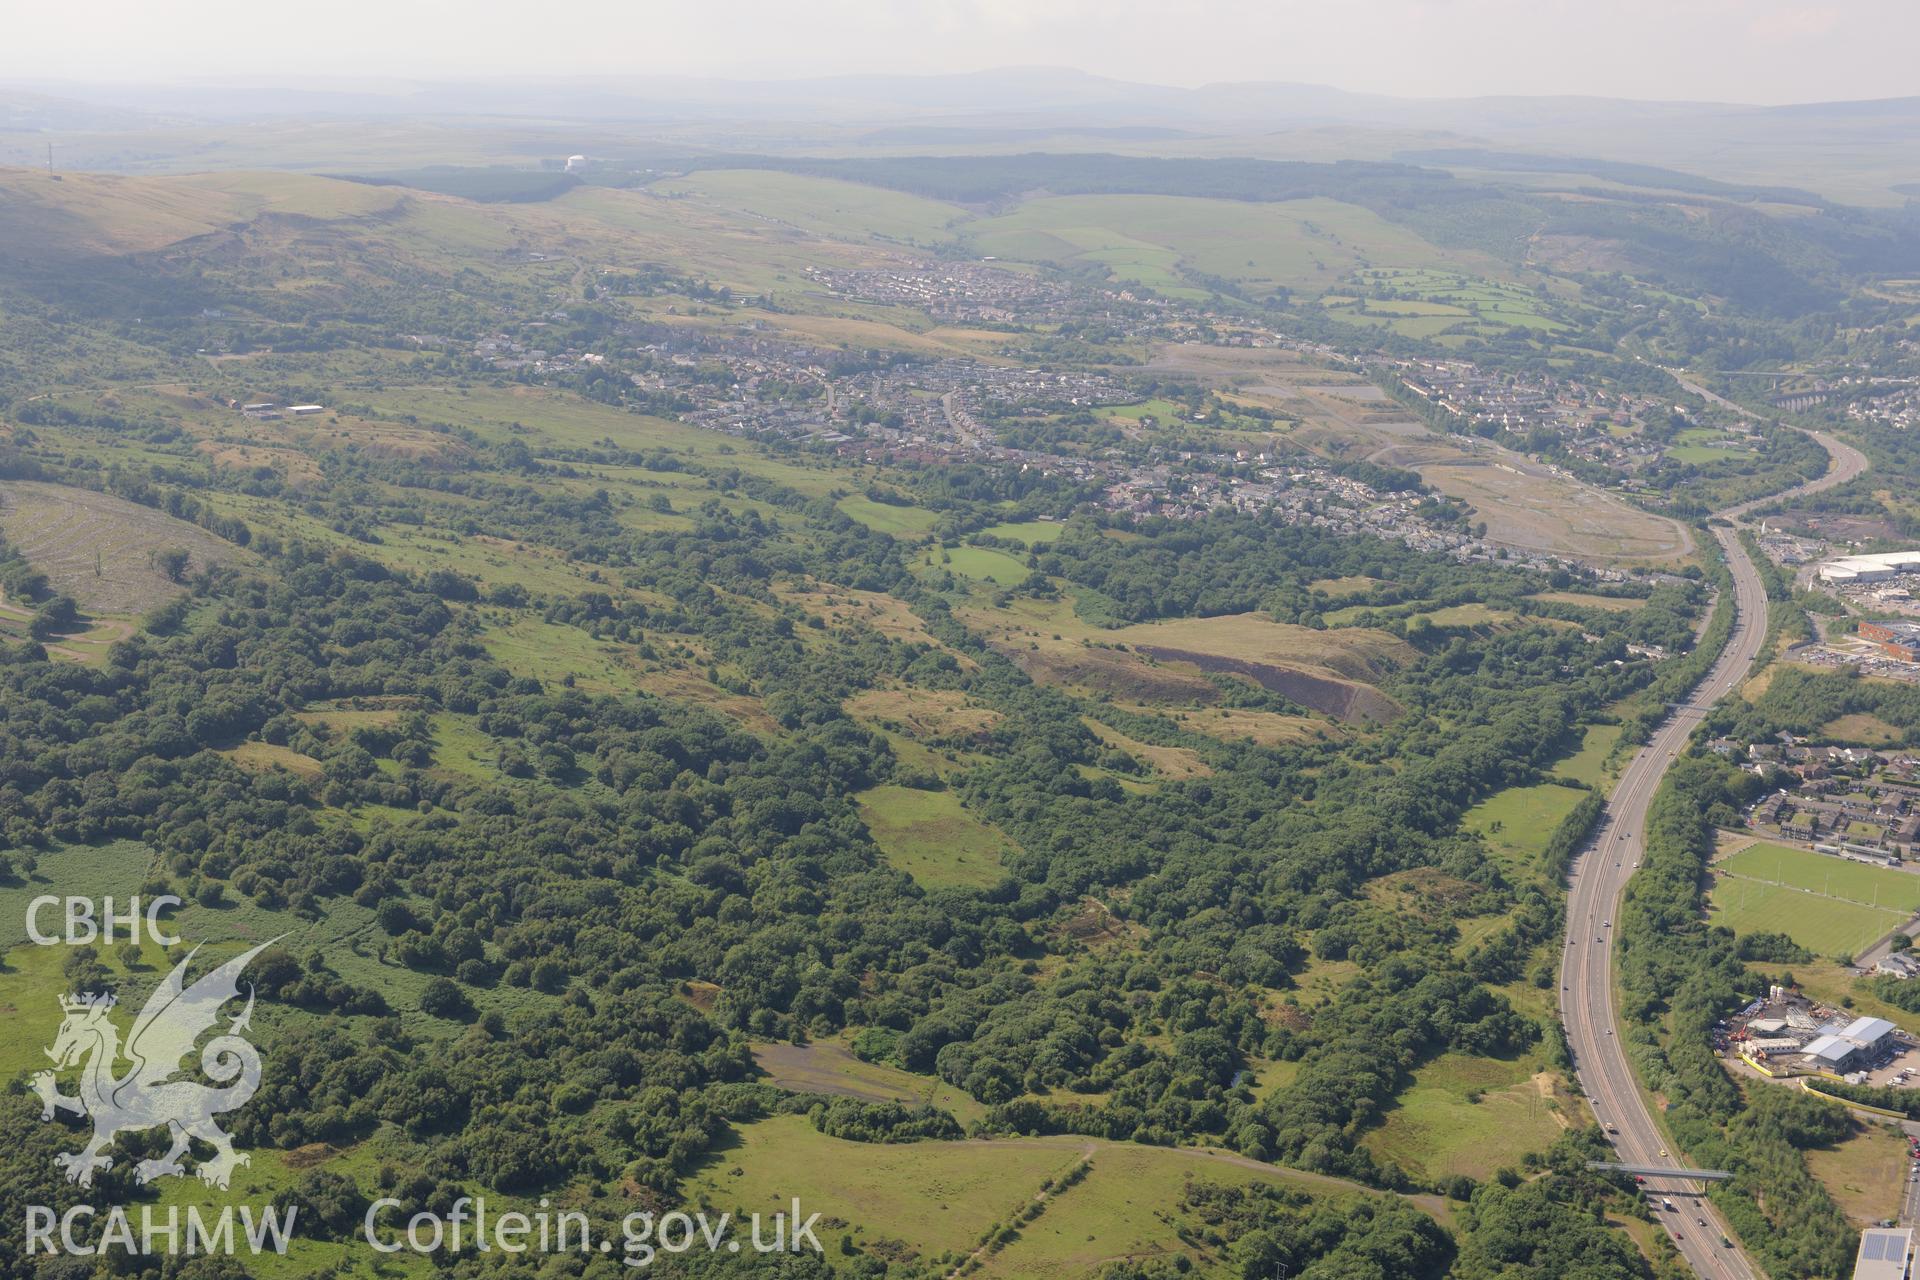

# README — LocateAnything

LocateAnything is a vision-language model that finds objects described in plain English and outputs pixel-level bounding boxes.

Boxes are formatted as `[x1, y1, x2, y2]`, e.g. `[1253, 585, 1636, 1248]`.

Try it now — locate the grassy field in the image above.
[1412, 456, 1694, 565]
[430, 712, 504, 781]
[1805, 1118, 1909, 1227]
[357, 385, 849, 498]
[1822, 713, 1909, 746]
[682, 1115, 1077, 1263]
[1463, 783, 1591, 875]
[939, 544, 1034, 586]
[838, 495, 941, 535]
[0, 168, 300, 256]
[1337, 268, 1574, 341]
[1667, 442, 1751, 464]
[648, 169, 965, 245]
[1527, 590, 1647, 612]
[1721, 843, 1920, 910]
[854, 785, 1013, 888]
[682, 1115, 1407, 1277]
[1554, 724, 1623, 787]
[1709, 888, 1902, 958]
[1361, 1052, 1566, 1182]
[965, 195, 1477, 298]
[1150, 705, 1333, 748]
[1707, 845, 1916, 957]
[844, 687, 999, 742]
[979, 1143, 1367, 1279]
[962, 596, 1412, 681]
[1289, 954, 1363, 1004]
[0, 839, 157, 953]
[775, 583, 965, 658]
[0, 479, 241, 615]
[1310, 575, 1394, 599]
[294, 705, 407, 732]
[1416, 603, 1513, 628]
[483, 616, 645, 694]
[223, 740, 325, 779]
[953, 595, 1406, 721]
[980, 520, 1070, 547]
[750, 1040, 988, 1124]
[1665, 426, 1753, 466]
[1081, 717, 1210, 779]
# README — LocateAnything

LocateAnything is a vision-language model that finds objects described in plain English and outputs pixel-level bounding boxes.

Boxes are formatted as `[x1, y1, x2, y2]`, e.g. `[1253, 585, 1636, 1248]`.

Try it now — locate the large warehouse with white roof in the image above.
[1817, 550, 1920, 583]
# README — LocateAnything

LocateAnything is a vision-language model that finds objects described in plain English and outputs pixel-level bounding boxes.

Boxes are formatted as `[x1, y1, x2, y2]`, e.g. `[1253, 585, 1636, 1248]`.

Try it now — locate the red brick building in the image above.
[1860, 620, 1920, 662]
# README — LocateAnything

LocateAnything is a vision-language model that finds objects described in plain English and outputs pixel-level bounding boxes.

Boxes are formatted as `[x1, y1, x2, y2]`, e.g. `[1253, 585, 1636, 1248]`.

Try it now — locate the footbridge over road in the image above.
[1588, 1163, 1733, 1182]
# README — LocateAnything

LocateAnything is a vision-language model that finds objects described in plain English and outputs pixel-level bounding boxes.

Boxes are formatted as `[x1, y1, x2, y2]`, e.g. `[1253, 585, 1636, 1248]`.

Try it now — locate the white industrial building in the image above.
[1817, 550, 1920, 583]
[1803, 1015, 1898, 1073]
[1853, 1226, 1912, 1280]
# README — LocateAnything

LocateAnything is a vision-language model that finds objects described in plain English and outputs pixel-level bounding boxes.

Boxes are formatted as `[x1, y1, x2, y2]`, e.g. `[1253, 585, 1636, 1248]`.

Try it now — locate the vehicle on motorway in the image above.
[1661, 1198, 1675, 1211]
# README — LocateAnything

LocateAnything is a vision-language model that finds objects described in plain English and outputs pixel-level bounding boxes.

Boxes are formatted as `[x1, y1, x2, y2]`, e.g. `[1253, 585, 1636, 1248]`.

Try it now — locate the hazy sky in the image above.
[7, 0, 1917, 104]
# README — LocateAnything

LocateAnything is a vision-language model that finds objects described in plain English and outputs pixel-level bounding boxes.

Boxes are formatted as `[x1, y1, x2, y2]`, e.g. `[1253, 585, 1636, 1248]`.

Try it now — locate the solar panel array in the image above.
[1858, 1227, 1912, 1274]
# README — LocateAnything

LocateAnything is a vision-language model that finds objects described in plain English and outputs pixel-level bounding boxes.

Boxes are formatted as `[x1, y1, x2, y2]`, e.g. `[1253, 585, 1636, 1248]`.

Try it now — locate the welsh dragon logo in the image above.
[31, 940, 276, 1190]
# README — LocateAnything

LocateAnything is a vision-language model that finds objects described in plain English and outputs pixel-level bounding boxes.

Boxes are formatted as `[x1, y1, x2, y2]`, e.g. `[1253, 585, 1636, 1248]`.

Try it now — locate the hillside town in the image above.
[447, 268, 1690, 582]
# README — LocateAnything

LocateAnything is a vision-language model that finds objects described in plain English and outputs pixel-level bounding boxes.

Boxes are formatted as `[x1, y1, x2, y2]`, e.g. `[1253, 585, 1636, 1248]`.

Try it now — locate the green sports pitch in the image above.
[1709, 842, 1920, 957]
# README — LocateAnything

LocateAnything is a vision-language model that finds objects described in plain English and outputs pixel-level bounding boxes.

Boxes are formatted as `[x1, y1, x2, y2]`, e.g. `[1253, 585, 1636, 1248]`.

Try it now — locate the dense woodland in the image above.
[0, 387, 1710, 1278]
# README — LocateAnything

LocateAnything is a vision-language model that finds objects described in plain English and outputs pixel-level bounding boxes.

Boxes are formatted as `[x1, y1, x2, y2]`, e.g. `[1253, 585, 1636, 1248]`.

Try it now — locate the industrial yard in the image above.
[1724, 988, 1909, 1084]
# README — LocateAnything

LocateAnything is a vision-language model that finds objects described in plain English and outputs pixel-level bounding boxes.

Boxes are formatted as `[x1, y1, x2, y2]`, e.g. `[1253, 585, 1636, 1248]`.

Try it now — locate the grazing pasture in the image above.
[837, 494, 941, 535]
[966, 195, 1478, 298]
[750, 1041, 986, 1123]
[0, 480, 240, 615]
[854, 785, 1013, 888]
[1463, 783, 1591, 874]
[1362, 1052, 1566, 1181]
[649, 169, 965, 244]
